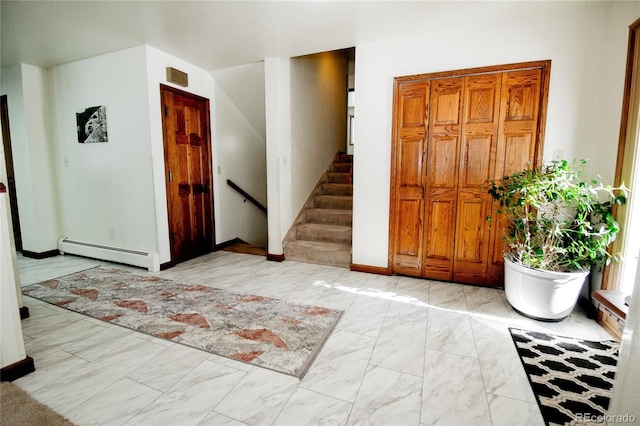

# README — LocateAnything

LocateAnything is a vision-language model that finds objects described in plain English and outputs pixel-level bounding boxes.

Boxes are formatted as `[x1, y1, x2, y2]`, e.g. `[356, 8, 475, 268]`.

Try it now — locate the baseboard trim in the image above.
[21, 249, 59, 260]
[1, 356, 35, 382]
[159, 261, 174, 271]
[350, 263, 391, 275]
[267, 253, 285, 262]
[19, 307, 30, 320]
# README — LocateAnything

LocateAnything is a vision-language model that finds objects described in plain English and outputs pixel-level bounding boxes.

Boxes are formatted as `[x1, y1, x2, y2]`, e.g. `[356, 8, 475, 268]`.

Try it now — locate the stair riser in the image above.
[306, 209, 352, 226]
[315, 196, 353, 210]
[332, 163, 352, 173]
[337, 154, 353, 163]
[327, 173, 350, 184]
[297, 226, 352, 244]
[284, 245, 351, 268]
[322, 183, 353, 196]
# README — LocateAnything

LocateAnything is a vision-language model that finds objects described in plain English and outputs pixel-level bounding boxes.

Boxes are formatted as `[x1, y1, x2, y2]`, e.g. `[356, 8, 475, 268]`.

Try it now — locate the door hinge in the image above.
[168, 171, 173, 182]
[164, 105, 168, 117]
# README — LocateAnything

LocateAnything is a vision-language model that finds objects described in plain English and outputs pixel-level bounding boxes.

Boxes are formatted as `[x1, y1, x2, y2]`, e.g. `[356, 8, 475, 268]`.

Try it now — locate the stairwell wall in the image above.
[289, 52, 348, 219]
[211, 70, 268, 248]
[265, 52, 348, 255]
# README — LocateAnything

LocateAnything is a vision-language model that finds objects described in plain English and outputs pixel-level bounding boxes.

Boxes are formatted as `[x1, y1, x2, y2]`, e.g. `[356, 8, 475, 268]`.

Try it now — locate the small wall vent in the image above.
[166, 67, 188, 87]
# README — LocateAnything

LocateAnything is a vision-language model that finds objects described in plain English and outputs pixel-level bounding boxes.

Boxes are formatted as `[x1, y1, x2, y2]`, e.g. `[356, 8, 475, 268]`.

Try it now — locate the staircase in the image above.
[284, 153, 353, 268]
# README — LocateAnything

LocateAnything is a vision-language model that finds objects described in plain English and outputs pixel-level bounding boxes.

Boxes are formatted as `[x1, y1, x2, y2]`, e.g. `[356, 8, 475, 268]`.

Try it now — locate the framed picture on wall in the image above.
[76, 105, 108, 143]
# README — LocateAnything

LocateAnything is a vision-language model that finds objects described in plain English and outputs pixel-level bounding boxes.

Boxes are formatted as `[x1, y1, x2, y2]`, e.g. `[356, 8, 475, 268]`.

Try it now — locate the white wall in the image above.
[0, 190, 27, 370]
[265, 57, 291, 255]
[54, 46, 270, 263]
[290, 52, 348, 215]
[211, 69, 268, 247]
[4, 45, 272, 266]
[144, 46, 217, 263]
[49, 46, 158, 257]
[212, 63, 267, 140]
[265, 53, 348, 255]
[0, 116, 27, 365]
[1, 64, 60, 253]
[591, 4, 638, 182]
[352, 3, 640, 268]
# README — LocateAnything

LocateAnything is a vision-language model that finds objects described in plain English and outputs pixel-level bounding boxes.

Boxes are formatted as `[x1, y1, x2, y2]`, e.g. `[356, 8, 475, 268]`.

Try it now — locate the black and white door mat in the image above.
[508, 328, 619, 426]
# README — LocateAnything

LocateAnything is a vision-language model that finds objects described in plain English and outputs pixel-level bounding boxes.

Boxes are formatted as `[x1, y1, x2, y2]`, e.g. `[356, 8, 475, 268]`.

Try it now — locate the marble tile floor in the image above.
[12, 251, 614, 426]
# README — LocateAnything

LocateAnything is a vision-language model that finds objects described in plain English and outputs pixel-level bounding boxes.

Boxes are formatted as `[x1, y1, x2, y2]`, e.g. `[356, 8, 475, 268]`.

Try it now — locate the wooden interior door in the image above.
[486, 68, 545, 284]
[422, 77, 464, 281]
[389, 80, 429, 276]
[161, 85, 214, 264]
[452, 73, 501, 284]
[389, 61, 549, 287]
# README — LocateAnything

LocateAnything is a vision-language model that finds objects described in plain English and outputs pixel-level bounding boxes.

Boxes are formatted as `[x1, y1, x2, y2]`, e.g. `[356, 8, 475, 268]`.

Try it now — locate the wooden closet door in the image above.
[453, 73, 501, 284]
[389, 80, 429, 276]
[486, 68, 544, 285]
[389, 61, 549, 287]
[422, 77, 464, 281]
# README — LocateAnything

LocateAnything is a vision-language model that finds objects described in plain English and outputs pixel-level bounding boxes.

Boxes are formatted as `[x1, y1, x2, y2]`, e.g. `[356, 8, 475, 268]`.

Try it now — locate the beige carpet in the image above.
[1, 381, 73, 426]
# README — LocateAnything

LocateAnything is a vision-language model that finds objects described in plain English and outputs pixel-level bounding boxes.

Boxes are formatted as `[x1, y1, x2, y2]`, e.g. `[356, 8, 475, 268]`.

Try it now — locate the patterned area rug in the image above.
[22, 267, 343, 378]
[509, 328, 619, 426]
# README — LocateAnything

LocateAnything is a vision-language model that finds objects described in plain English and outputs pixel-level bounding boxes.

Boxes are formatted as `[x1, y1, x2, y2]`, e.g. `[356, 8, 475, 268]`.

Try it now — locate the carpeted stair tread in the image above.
[306, 208, 353, 225]
[285, 153, 353, 268]
[321, 183, 353, 196]
[284, 240, 351, 268]
[296, 223, 352, 244]
[314, 195, 353, 210]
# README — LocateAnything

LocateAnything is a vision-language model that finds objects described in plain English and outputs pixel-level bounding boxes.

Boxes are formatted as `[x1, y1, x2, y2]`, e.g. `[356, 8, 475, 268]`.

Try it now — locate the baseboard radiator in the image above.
[57, 237, 160, 272]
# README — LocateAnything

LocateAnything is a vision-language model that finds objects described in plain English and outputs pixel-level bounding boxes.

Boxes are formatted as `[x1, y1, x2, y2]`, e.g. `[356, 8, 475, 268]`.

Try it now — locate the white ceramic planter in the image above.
[503, 255, 590, 321]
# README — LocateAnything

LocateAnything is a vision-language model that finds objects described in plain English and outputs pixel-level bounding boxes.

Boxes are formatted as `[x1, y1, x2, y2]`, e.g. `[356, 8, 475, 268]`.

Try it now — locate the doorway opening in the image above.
[346, 47, 355, 157]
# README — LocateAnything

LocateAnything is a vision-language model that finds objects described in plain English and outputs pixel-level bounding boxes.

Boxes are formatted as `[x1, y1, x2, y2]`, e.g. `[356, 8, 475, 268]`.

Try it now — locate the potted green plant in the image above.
[484, 159, 628, 321]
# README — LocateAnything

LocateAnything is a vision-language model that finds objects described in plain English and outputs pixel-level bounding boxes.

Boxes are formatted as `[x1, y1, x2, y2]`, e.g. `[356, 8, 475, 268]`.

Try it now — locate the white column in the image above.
[264, 57, 292, 256]
[0, 185, 28, 370]
[607, 248, 640, 424]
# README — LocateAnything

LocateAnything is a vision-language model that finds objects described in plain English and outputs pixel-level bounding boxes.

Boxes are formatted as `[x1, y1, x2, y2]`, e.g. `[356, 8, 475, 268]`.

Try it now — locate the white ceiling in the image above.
[1, 1, 605, 72]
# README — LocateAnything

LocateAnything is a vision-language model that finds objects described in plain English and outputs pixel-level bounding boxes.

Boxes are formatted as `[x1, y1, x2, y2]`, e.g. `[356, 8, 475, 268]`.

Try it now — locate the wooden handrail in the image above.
[226, 179, 267, 214]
